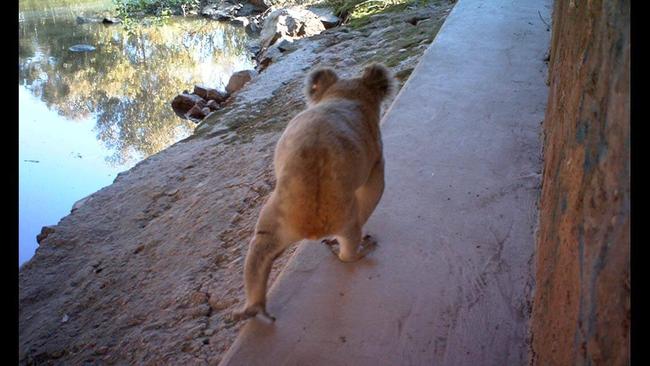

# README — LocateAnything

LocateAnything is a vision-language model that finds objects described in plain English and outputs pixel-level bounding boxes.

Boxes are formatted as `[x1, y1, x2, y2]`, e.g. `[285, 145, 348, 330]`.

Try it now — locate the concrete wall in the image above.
[530, 1, 629, 365]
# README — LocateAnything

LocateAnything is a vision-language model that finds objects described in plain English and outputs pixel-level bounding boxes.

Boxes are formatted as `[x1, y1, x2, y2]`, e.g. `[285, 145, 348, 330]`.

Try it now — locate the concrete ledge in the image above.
[220, 0, 551, 364]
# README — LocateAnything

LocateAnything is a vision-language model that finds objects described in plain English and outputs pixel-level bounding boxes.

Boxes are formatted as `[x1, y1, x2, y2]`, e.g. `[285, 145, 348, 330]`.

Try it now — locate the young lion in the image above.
[233, 63, 395, 322]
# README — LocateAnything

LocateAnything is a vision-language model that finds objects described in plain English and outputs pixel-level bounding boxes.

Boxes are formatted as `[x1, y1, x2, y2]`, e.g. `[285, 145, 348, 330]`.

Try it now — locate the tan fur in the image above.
[232, 64, 395, 322]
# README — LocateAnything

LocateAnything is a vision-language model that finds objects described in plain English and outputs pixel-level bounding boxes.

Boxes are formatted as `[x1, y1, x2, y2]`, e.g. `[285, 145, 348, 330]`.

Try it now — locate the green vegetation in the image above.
[343, 13, 442, 69]
[19, 15, 251, 165]
[322, 0, 441, 28]
[113, 0, 201, 20]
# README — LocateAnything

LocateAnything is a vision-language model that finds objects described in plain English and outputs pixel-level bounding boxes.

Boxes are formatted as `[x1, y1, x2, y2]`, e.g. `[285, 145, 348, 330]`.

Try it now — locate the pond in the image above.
[18, 0, 255, 266]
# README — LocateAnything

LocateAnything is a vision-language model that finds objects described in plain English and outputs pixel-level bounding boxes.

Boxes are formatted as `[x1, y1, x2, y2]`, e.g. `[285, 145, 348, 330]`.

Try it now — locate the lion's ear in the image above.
[305, 68, 338, 103]
[361, 63, 395, 101]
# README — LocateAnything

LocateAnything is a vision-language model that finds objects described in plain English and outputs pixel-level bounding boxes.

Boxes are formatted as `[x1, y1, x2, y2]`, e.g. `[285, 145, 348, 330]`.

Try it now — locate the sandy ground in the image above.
[19, 2, 455, 365]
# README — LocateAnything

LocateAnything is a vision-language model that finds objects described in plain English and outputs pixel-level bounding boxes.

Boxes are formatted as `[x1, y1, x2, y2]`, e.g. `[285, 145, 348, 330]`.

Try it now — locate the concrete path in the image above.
[220, 0, 551, 364]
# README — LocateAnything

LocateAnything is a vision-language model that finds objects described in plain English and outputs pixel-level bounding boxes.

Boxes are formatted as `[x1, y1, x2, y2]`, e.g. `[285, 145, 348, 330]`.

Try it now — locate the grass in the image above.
[321, 0, 438, 28]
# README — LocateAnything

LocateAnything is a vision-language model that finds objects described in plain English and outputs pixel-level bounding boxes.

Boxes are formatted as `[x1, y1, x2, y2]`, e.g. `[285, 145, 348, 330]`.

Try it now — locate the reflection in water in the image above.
[19, 13, 253, 164]
[19, 2, 255, 265]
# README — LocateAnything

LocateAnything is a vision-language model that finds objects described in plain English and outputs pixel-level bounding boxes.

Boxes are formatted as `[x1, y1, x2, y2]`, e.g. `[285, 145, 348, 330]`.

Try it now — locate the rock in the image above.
[102, 17, 121, 25]
[164, 188, 179, 196]
[266, 42, 285, 57]
[201, 2, 242, 21]
[69, 44, 96, 52]
[258, 57, 272, 72]
[259, 7, 326, 49]
[406, 15, 429, 25]
[230, 17, 249, 28]
[206, 100, 220, 110]
[201, 107, 211, 116]
[171, 93, 205, 117]
[71, 195, 91, 212]
[185, 104, 207, 120]
[193, 85, 210, 99]
[246, 41, 262, 56]
[206, 89, 228, 103]
[256, 36, 296, 69]
[235, 3, 265, 17]
[257, 45, 284, 71]
[226, 70, 257, 94]
[248, 0, 272, 9]
[245, 18, 263, 35]
[274, 37, 295, 52]
[200, 3, 220, 18]
[76, 16, 101, 24]
[189, 291, 208, 305]
[208, 294, 230, 311]
[195, 86, 227, 103]
[185, 304, 210, 318]
[36, 226, 55, 244]
[203, 110, 219, 121]
[307, 7, 341, 29]
[216, 11, 235, 21]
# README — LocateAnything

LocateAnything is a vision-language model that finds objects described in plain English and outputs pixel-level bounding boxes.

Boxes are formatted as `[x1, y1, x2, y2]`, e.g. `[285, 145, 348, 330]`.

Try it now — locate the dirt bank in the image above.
[19, 2, 455, 365]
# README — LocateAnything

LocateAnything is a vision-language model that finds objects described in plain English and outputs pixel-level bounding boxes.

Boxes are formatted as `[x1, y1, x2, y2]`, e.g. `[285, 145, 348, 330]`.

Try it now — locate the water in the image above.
[18, 0, 255, 266]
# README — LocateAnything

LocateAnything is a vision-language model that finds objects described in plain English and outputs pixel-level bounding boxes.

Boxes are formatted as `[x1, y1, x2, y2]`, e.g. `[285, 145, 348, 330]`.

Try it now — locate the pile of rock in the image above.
[225, 69, 257, 94]
[200, 0, 266, 26]
[175, 3, 341, 120]
[171, 86, 226, 122]
[252, 7, 340, 71]
[200, 1, 340, 42]
[171, 70, 257, 122]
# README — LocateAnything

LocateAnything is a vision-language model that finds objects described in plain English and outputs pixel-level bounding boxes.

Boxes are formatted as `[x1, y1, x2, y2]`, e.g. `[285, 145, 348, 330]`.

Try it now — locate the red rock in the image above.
[185, 104, 206, 120]
[208, 293, 230, 311]
[206, 100, 220, 110]
[171, 93, 205, 117]
[193, 85, 210, 99]
[206, 89, 228, 103]
[189, 291, 208, 305]
[259, 8, 325, 49]
[226, 70, 257, 94]
[36, 226, 55, 244]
